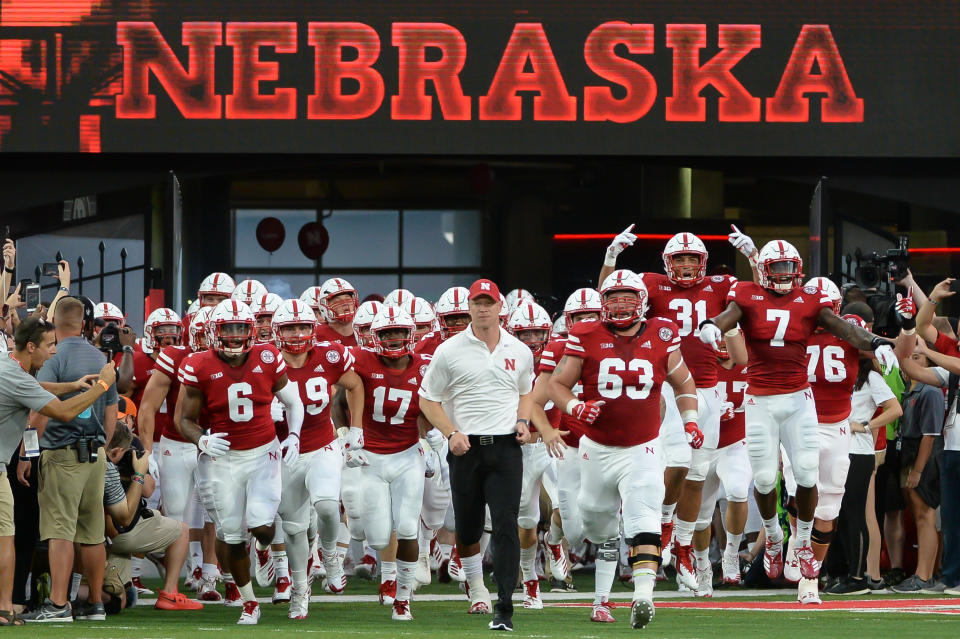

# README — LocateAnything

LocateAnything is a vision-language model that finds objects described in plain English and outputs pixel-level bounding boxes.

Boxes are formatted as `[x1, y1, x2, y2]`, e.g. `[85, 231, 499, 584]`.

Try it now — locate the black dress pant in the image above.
[6, 453, 39, 606]
[448, 434, 522, 616]
[836, 453, 875, 578]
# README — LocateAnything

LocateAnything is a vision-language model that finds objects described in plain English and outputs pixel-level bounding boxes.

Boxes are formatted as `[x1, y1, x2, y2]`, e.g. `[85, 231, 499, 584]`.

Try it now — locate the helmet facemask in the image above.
[665, 253, 706, 288]
[762, 259, 802, 293]
[211, 321, 254, 357]
[514, 328, 549, 355]
[323, 292, 358, 324]
[275, 322, 315, 354]
[601, 289, 645, 328]
[374, 326, 414, 359]
[255, 314, 275, 343]
[151, 323, 182, 349]
[439, 313, 470, 340]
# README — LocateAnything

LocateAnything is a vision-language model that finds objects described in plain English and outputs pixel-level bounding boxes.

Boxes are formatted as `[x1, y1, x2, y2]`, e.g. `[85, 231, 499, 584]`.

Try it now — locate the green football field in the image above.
[5, 573, 959, 639]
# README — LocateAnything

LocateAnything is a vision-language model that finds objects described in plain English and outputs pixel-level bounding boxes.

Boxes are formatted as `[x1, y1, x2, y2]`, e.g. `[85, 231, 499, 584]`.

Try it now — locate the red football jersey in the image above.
[807, 331, 859, 423]
[314, 323, 357, 349]
[353, 348, 427, 455]
[935, 331, 960, 357]
[115, 345, 160, 439]
[177, 343, 286, 450]
[277, 342, 354, 453]
[644, 272, 736, 389]
[564, 317, 680, 447]
[414, 331, 443, 358]
[539, 336, 582, 447]
[716, 362, 748, 448]
[728, 281, 832, 396]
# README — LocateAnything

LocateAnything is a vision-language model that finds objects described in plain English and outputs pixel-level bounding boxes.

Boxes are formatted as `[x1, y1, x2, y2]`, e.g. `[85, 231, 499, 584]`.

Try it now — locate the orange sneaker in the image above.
[155, 590, 203, 611]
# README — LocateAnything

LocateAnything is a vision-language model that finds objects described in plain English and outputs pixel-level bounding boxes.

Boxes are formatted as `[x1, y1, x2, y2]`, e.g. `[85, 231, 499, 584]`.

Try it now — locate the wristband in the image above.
[516, 418, 530, 426]
[680, 410, 699, 424]
[724, 326, 740, 337]
[289, 432, 300, 440]
[97, 379, 109, 391]
[903, 327, 916, 336]
[447, 430, 460, 440]
[58, 286, 69, 293]
[132, 475, 144, 485]
[122, 345, 134, 355]
[19, 456, 29, 462]
[698, 319, 716, 330]
[603, 252, 618, 268]
[565, 398, 582, 415]
[870, 337, 893, 351]
[3, 266, 13, 275]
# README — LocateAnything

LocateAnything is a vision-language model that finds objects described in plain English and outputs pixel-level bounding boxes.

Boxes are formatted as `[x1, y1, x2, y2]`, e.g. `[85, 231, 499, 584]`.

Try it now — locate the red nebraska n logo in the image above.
[504, 359, 516, 371]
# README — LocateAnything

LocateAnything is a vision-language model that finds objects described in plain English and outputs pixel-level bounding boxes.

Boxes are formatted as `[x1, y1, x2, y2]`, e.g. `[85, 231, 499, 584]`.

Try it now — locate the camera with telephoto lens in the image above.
[98, 322, 121, 357]
[854, 235, 910, 290]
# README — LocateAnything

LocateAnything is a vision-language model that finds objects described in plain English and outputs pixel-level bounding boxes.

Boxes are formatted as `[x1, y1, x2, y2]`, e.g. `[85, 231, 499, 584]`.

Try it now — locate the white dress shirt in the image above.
[420, 324, 534, 436]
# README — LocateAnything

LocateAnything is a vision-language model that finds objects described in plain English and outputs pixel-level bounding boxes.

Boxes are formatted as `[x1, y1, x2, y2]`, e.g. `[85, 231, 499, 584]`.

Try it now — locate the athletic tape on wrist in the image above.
[565, 398, 582, 415]
[680, 410, 699, 424]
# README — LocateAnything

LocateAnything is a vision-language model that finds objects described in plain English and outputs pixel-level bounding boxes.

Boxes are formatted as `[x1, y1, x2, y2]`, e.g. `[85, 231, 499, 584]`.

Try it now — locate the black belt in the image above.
[467, 434, 513, 446]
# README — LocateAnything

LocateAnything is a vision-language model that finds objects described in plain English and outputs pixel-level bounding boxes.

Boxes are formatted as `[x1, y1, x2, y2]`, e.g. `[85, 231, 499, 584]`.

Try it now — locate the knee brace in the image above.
[753, 469, 779, 495]
[811, 526, 834, 547]
[625, 532, 661, 550]
[625, 533, 663, 567]
[597, 539, 619, 563]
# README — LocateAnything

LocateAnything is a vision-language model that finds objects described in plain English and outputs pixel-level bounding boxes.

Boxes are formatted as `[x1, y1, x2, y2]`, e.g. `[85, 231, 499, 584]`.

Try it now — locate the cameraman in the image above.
[99, 424, 201, 613]
[20, 298, 118, 623]
[97, 314, 136, 396]
[0, 317, 116, 626]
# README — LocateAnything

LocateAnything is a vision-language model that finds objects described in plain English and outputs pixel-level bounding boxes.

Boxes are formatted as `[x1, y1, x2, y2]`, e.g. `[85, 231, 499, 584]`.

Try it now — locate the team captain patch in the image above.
[261, 350, 275, 364]
[326, 350, 341, 364]
[659, 327, 674, 341]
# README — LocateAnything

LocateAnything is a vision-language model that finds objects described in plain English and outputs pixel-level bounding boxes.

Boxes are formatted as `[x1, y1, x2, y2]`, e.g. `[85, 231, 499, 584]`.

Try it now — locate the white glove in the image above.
[280, 434, 300, 465]
[343, 427, 364, 452]
[344, 449, 369, 468]
[604, 224, 637, 266]
[424, 448, 440, 479]
[875, 344, 897, 376]
[425, 428, 445, 453]
[270, 397, 285, 423]
[728, 224, 757, 259]
[198, 431, 230, 457]
[148, 453, 159, 480]
[699, 322, 722, 350]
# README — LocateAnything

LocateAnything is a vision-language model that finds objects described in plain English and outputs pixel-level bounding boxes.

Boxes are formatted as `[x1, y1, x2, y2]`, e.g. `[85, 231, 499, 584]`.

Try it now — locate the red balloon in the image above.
[298, 222, 329, 260]
[255, 217, 285, 253]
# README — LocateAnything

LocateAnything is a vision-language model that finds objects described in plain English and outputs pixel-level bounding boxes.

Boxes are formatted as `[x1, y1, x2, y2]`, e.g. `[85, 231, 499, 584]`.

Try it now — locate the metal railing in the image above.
[34, 241, 144, 314]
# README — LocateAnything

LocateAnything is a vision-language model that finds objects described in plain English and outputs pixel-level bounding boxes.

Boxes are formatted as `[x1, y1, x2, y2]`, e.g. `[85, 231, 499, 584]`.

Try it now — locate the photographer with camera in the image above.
[98, 423, 202, 613]
[19, 297, 119, 623]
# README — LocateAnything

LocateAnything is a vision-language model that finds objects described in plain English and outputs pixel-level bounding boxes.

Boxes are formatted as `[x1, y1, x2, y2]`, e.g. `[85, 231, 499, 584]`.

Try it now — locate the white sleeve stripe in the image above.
[184, 364, 194, 372]
[276, 359, 287, 373]
[666, 345, 681, 353]
[567, 335, 581, 343]
[179, 372, 199, 383]
[565, 344, 585, 352]
[540, 357, 556, 365]
[158, 353, 173, 365]
[156, 360, 175, 374]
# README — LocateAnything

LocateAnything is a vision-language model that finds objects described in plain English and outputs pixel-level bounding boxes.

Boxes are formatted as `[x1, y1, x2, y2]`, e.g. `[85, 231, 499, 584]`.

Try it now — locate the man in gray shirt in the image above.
[0, 316, 116, 625]
[21, 298, 119, 623]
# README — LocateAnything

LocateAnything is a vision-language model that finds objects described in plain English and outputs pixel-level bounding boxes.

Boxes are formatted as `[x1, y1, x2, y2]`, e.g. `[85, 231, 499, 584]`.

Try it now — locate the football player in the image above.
[407, 297, 437, 342]
[509, 301, 566, 610]
[353, 300, 382, 348]
[271, 299, 365, 619]
[549, 270, 700, 629]
[231, 279, 269, 307]
[779, 278, 860, 604]
[415, 287, 470, 358]
[338, 305, 432, 621]
[176, 300, 305, 625]
[700, 234, 897, 582]
[599, 229, 738, 588]
[534, 288, 603, 598]
[250, 293, 284, 343]
[384, 288, 415, 307]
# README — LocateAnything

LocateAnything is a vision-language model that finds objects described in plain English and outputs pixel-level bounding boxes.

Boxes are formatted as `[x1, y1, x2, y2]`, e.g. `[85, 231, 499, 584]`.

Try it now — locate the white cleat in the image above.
[545, 541, 569, 580]
[414, 553, 432, 589]
[721, 550, 742, 585]
[237, 601, 261, 625]
[798, 577, 822, 605]
[322, 568, 347, 594]
[468, 586, 492, 614]
[522, 579, 543, 610]
[272, 576, 292, 603]
[694, 564, 713, 598]
[392, 599, 413, 621]
[783, 536, 801, 583]
[288, 585, 310, 620]
[254, 546, 275, 587]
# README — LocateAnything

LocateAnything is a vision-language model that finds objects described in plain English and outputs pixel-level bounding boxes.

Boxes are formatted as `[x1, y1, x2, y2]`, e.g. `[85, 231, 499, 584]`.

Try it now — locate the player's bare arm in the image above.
[706, 301, 743, 334]
[177, 384, 206, 445]
[665, 351, 697, 415]
[546, 355, 584, 409]
[530, 373, 570, 453]
[137, 369, 173, 453]
[337, 369, 365, 429]
[331, 386, 349, 429]
[817, 308, 883, 350]
[724, 327, 749, 365]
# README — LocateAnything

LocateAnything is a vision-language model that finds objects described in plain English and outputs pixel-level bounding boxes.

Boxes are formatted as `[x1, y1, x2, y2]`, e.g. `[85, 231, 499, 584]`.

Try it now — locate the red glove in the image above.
[684, 421, 704, 449]
[719, 401, 736, 421]
[570, 400, 605, 425]
[895, 290, 915, 320]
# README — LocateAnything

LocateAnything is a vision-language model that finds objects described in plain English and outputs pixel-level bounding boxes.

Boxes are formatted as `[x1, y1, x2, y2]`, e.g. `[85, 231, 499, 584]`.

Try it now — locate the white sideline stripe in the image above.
[136, 589, 790, 606]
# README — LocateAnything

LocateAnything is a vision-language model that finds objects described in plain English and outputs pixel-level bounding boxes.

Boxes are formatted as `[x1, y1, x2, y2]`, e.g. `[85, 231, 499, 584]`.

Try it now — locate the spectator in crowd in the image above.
[0, 317, 117, 625]
[827, 353, 902, 594]
[888, 338, 945, 593]
[20, 298, 119, 623]
[98, 423, 201, 613]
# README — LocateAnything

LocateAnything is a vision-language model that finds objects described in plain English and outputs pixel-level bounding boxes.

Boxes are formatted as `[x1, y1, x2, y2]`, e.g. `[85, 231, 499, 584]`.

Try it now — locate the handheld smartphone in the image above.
[41, 262, 59, 277]
[24, 283, 40, 313]
[950, 280, 960, 294]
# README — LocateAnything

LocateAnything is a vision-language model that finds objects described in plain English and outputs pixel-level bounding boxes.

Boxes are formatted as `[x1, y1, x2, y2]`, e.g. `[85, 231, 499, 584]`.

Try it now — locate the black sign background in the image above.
[0, 0, 958, 156]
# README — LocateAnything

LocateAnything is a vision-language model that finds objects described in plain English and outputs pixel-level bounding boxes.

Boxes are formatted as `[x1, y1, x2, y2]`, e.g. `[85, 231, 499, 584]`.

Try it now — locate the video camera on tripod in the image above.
[853, 235, 910, 290]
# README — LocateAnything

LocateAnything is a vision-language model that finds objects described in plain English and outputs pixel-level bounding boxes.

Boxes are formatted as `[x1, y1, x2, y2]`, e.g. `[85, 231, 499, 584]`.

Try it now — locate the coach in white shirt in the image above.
[420, 278, 534, 630]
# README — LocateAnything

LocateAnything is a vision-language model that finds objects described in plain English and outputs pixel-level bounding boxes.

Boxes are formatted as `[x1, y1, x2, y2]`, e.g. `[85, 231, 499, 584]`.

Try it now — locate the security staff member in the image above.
[420, 279, 534, 632]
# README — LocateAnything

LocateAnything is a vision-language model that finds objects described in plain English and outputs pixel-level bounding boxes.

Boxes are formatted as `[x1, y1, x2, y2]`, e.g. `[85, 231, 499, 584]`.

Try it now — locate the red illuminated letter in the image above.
[665, 24, 761, 122]
[116, 22, 221, 119]
[583, 22, 656, 123]
[479, 23, 576, 121]
[766, 25, 863, 122]
[392, 23, 470, 120]
[308, 22, 384, 119]
[225, 22, 297, 119]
